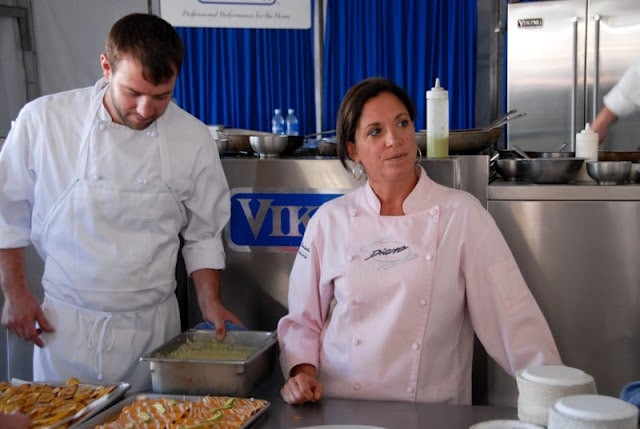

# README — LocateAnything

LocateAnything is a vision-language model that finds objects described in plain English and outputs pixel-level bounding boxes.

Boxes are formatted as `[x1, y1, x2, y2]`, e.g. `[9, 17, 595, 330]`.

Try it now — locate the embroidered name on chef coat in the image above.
[361, 237, 417, 271]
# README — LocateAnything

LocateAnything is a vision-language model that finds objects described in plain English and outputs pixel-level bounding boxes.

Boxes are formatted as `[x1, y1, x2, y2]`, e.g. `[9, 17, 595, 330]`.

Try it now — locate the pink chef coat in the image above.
[277, 166, 561, 404]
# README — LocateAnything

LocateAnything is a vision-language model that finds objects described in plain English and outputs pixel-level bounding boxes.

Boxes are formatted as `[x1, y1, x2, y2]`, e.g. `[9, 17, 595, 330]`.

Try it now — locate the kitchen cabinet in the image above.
[487, 182, 640, 406]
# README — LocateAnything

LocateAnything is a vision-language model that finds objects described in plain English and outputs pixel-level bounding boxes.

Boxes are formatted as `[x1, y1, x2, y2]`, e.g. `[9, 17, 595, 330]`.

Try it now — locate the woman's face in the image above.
[347, 91, 417, 184]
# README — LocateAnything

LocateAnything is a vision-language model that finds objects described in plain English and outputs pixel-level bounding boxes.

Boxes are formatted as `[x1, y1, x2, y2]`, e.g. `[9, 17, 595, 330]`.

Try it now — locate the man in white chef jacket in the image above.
[0, 13, 242, 391]
[591, 57, 640, 142]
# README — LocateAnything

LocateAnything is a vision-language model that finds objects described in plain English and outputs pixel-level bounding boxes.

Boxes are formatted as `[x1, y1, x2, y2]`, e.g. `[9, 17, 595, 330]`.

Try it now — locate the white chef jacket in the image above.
[277, 167, 561, 404]
[0, 79, 229, 277]
[603, 58, 640, 118]
[0, 79, 230, 388]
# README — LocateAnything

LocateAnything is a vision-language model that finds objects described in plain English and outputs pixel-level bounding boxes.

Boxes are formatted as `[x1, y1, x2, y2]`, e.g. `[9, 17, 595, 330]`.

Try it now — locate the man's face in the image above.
[100, 54, 176, 130]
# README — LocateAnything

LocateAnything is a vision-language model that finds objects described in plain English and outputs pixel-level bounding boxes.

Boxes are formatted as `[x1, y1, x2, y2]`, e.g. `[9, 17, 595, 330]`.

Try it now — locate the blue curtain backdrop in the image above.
[173, 0, 477, 136]
[323, 0, 477, 132]
[174, 23, 316, 135]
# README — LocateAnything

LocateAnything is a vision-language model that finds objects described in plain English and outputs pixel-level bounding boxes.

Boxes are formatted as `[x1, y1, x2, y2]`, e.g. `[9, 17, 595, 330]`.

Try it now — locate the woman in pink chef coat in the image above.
[277, 77, 562, 405]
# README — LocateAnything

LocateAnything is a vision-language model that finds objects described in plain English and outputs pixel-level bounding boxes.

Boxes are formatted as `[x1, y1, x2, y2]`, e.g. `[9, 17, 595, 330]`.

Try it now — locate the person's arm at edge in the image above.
[590, 105, 618, 144]
[0, 247, 54, 347]
[191, 268, 243, 340]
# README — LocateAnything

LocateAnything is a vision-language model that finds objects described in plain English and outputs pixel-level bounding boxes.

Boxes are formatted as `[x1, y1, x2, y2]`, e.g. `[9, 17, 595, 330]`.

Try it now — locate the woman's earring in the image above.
[416, 146, 423, 164]
[351, 161, 365, 180]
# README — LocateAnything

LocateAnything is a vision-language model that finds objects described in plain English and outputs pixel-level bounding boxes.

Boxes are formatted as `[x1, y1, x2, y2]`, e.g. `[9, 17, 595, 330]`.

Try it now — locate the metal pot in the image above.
[519, 158, 584, 184]
[417, 127, 502, 155]
[318, 138, 337, 156]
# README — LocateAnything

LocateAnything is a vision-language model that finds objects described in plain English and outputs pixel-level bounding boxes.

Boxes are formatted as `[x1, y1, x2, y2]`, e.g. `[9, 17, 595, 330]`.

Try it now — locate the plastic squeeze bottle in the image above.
[575, 123, 598, 182]
[426, 77, 449, 158]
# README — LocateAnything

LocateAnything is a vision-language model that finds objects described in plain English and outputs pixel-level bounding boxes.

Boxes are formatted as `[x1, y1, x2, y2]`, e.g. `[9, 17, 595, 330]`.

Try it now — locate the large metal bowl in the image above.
[519, 158, 585, 184]
[525, 151, 576, 158]
[318, 137, 337, 156]
[586, 161, 631, 185]
[249, 134, 289, 158]
[495, 159, 527, 181]
[629, 162, 640, 184]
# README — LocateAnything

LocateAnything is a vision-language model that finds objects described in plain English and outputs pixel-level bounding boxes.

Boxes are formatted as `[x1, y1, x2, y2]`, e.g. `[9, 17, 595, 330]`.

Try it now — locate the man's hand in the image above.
[2, 288, 54, 347]
[1, 248, 54, 347]
[191, 268, 243, 340]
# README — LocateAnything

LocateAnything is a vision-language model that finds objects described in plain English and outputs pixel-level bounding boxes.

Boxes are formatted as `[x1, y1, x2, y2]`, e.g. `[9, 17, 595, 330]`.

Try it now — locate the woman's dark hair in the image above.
[104, 13, 184, 85]
[336, 77, 417, 170]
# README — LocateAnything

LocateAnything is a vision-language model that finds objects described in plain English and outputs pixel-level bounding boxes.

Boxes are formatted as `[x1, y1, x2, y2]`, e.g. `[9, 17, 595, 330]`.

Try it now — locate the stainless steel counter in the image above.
[486, 181, 640, 406]
[488, 180, 640, 200]
[249, 370, 518, 429]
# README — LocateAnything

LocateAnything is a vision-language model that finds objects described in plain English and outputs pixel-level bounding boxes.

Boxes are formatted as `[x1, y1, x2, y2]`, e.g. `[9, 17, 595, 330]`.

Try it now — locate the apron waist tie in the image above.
[44, 291, 172, 381]
[87, 313, 114, 380]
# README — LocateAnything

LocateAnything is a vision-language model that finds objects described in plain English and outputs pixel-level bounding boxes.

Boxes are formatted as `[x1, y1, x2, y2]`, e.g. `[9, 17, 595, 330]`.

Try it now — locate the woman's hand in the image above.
[280, 364, 324, 404]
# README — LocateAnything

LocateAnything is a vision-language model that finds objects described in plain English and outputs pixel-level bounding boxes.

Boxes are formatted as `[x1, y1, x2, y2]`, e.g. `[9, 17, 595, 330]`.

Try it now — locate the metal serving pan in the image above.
[74, 393, 270, 429]
[3, 378, 130, 428]
[140, 330, 277, 396]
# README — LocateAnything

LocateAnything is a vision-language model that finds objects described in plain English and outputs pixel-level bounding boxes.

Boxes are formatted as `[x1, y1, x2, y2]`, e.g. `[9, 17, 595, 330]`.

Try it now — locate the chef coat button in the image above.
[98, 121, 106, 130]
[347, 254, 354, 262]
[353, 338, 361, 346]
[411, 342, 419, 350]
[419, 299, 427, 307]
[425, 253, 433, 261]
[406, 386, 415, 393]
[353, 383, 361, 391]
[147, 130, 158, 138]
[429, 207, 438, 216]
[91, 174, 103, 181]
[137, 178, 148, 185]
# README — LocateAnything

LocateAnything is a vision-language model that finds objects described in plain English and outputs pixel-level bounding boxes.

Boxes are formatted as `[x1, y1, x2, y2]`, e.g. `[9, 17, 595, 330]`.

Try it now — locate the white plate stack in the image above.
[516, 365, 597, 426]
[548, 394, 638, 428]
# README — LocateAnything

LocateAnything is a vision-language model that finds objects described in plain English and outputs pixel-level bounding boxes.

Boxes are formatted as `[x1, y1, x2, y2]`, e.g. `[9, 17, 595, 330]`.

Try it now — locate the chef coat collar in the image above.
[362, 166, 434, 214]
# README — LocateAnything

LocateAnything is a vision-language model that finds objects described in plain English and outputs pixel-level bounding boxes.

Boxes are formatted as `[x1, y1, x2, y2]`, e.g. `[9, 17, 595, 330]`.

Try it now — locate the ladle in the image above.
[303, 129, 336, 139]
[511, 145, 530, 159]
[483, 110, 527, 131]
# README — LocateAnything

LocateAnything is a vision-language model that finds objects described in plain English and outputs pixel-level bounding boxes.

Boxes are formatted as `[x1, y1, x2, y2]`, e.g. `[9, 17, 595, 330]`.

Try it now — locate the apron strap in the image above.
[88, 313, 114, 380]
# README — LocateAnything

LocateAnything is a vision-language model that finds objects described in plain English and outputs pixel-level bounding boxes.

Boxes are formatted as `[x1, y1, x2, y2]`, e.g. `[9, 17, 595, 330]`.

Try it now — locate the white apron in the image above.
[33, 84, 184, 391]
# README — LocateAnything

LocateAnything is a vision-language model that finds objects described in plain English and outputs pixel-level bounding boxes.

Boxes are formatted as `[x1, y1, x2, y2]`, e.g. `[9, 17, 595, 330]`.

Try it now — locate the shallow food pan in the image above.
[74, 393, 270, 429]
[1, 378, 130, 428]
[140, 330, 277, 396]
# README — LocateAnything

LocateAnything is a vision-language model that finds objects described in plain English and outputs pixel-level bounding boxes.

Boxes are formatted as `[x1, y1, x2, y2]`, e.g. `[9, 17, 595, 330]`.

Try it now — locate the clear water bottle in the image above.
[285, 108, 299, 136]
[272, 108, 285, 135]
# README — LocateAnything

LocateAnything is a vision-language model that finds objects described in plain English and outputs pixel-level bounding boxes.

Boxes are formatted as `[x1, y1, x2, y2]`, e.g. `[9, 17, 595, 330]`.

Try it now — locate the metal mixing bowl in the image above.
[249, 134, 289, 158]
[519, 158, 585, 184]
[216, 138, 228, 156]
[586, 161, 631, 185]
[318, 137, 337, 156]
[629, 162, 640, 184]
[525, 151, 576, 158]
[495, 158, 527, 181]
